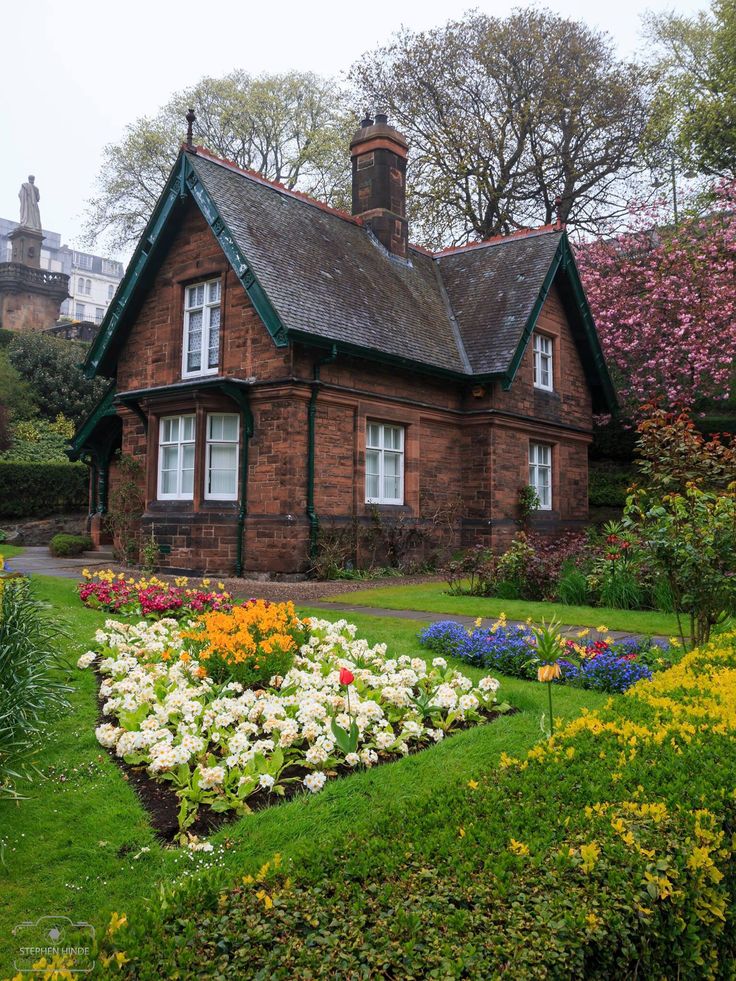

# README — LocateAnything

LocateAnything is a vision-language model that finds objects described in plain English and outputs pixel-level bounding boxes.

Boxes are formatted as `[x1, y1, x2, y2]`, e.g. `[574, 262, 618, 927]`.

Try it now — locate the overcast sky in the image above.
[1, 0, 708, 259]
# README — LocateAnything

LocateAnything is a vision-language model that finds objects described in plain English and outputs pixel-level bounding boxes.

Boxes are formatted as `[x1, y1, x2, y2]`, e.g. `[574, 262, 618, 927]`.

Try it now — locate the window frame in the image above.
[365, 422, 405, 505]
[182, 278, 222, 379]
[533, 333, 554, 391]
[157, 414, 196, 501]
[528, 442, 552, 511]
[204, 413, 240, 502]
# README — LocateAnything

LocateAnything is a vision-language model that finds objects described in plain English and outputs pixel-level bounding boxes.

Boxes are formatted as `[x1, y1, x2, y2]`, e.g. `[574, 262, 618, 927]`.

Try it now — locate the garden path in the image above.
[7, 547, 666, 646]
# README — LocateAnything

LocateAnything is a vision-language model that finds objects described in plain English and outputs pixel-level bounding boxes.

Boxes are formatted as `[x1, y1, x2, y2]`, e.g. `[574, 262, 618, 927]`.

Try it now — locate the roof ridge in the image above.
[434, 225, 561, 258]
[189, 146, 364, 226]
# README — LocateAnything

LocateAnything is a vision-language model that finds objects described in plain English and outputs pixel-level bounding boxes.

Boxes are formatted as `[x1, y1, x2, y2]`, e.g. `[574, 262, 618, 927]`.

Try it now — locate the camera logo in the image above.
[13, 916, 95, 974]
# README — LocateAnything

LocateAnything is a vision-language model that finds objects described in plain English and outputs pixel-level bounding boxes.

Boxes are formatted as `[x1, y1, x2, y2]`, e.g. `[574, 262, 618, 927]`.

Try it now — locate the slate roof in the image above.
[86, 147, 615, 410]
[188, 153, 469, 374]
[437, 231, 564, 376]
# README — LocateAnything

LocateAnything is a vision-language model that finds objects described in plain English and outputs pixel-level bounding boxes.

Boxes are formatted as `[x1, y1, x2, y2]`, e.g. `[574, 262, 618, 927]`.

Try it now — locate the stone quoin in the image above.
[70, 112, 615, 576]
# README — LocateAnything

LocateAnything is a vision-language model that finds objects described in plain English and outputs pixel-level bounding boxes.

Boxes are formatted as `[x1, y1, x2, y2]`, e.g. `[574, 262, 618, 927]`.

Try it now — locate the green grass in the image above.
[323, 581, 681, 636]
[0, 577, 609, 975]
[0, 543, 25, 562]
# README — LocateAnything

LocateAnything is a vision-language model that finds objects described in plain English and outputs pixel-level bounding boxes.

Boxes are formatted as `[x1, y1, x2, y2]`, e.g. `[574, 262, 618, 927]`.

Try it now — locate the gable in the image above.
[83, 148, 615, 413]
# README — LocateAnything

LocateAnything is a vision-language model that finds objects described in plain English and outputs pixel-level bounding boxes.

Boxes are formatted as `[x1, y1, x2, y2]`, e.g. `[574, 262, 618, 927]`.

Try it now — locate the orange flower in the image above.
[537, 663, 561, 683]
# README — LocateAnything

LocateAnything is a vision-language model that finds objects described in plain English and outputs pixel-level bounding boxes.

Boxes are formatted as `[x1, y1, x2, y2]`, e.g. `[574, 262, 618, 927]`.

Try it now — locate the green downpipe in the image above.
[307, 344, 338, 564]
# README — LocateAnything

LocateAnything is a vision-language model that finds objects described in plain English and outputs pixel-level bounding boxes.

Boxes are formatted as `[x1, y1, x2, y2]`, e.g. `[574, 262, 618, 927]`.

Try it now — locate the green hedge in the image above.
[589, 461, 635, 508]
[103, 636, 736, 979]
[0, 462, 88, 518]
[49, 533, 93, 557]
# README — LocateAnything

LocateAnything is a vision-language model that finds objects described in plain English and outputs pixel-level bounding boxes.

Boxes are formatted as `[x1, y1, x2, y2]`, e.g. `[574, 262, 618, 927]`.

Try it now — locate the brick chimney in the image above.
[350, 113, 408, 258]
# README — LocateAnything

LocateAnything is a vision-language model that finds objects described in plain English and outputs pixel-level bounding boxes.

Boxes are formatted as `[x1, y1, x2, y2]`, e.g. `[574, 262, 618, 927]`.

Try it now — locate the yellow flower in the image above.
[586, 912, 600, 929]
[81, 567, 91, 579]
[107, 911, 127, 935]
[577, 628, 590, 638]
[458, 827, 466, 838]
[218, 582, 225, 590]
[537, 663, 561, 683]
[580, 842, 600, 873]
[508, 838, 530, 856]
[596, 625, 608, 634]
[202, 578, 211, 588]
[474, 616, 482, 628]
[467, 779, 479, 790]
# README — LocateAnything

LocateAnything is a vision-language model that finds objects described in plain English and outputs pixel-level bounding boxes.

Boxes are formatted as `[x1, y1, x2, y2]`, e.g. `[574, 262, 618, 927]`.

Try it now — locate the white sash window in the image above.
[183, 279, 221, 377]
[366, 423, 404, 504]
[529, 442, 552, 510]
[533, 333, 553, 391]
[158, 415, 196, 500]
[205, 414, 239, 501]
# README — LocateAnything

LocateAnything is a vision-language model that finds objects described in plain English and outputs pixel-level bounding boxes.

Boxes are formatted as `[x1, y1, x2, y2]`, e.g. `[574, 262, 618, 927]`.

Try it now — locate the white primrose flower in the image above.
[303, 771, 327, 793]
[259, 773, 275, 789]
[345, 752, 360, 767]
[77, 651, 97, 669]
[95, 723, 123, 748]
[198, 765, 226, 789]
[433, 685, 458, 710]
[375, 730, 396, 750]
[458, 693, 480, 712]
[478, 676, 500, 693]
[432, 657, 447, 669]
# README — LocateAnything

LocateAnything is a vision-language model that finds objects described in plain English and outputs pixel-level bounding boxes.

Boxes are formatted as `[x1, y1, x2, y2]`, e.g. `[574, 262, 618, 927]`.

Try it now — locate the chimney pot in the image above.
[360, 112, 374, 128]
[374, 112, 388, 125]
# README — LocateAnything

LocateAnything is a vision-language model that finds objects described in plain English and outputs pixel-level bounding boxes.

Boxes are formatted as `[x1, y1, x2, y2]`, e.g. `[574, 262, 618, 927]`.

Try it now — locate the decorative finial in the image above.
[185, 108, 196, 151]
[554, 195, 564, 230]
[360, 110, 374, 128]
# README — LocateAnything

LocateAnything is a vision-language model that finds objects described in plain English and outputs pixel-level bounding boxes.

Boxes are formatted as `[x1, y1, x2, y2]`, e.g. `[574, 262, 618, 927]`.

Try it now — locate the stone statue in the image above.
[19, 175, 41, 230]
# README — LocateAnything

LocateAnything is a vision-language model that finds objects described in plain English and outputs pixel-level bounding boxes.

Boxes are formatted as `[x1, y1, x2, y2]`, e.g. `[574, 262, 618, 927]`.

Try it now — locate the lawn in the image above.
[324, 581, 682, 636]
[0, 575, 610, 976]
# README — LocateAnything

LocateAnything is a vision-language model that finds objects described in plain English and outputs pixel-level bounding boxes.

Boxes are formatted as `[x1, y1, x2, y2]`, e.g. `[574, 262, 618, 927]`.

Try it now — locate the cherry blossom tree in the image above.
[577, 183, 736, 417]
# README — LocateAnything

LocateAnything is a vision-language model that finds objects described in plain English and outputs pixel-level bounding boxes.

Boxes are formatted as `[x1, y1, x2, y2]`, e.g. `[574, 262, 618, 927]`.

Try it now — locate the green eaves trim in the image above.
[67, 383, 118, 460]
[83, 153, 289, 380]
[185, 162, 287, 348]
[501, 236, 618, 413]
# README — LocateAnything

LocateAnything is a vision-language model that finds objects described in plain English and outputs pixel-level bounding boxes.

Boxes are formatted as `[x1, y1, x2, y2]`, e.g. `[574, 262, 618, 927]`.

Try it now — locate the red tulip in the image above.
[339, 667, 355, 686]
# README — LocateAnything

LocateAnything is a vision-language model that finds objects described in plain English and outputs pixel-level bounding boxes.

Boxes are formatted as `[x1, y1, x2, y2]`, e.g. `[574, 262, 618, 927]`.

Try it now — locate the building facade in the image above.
[0, 219, 124, 325]
[72, 116, 615, 576]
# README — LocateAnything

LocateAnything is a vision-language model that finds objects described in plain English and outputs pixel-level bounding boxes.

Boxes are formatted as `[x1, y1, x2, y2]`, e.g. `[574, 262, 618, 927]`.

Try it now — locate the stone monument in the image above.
[0, 175, 69, 331]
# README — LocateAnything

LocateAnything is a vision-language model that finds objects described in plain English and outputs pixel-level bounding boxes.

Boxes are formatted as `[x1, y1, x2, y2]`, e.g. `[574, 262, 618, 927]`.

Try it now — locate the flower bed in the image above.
[419, 616, 675, 692]
[78, 570, 232, 619]
[79, 609, 506, 840]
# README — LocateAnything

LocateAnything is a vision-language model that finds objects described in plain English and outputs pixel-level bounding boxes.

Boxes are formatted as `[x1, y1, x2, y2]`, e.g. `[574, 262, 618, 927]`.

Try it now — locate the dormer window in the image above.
[183, 278, 221, 377]
[533, 333, 553, 391]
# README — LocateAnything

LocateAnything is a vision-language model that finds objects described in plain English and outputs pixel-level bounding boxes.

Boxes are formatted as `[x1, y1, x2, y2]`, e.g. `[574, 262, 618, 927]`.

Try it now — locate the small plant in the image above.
[0, 577, 71, 798]
[49, 533, 93, 557]
[557, 566, 589, 605]
[105, 452, 144, 564]
[140, 528, 159, 574]
[517, 484, 540, 528]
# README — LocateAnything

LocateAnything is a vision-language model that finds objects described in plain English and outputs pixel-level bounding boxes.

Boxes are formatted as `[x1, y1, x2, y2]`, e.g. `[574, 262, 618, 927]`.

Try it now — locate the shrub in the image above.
[7, 333, 107, 427]
[49, 533, 93, 557]
[0, 577, 70, 798]
[0, 462, 88, 518]
[557, 566, 590, 605]
[105, 635, 736, 979]
[0, 415, 76, 464]
[588, 461, 634, 507]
